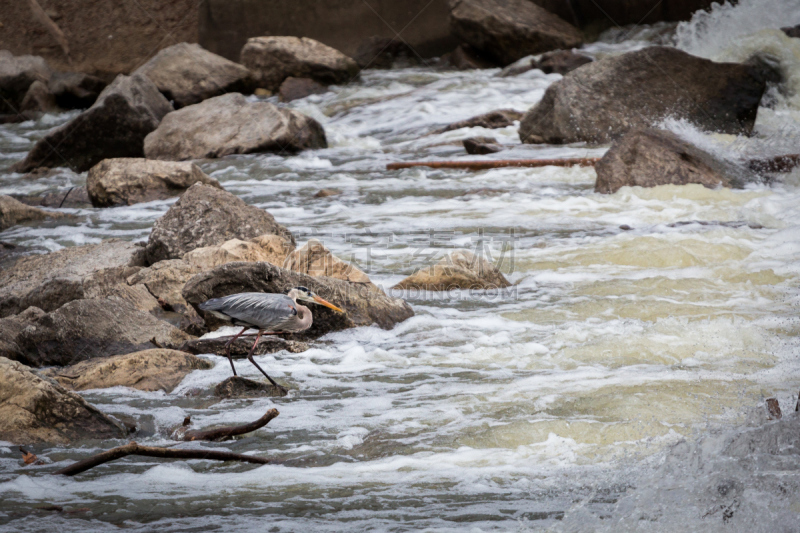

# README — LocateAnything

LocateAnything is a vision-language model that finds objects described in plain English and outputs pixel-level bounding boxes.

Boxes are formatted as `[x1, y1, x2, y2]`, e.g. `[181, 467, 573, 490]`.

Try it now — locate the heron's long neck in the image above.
[295, 303, 313, 330]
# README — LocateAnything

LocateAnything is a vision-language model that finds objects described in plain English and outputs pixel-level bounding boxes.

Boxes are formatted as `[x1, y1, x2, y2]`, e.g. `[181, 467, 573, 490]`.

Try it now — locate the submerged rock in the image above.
[520, 47, 768, 145]
[87, 158, 222, 207]
[449, 0, 583, 66]
[214, 376, 287, 398]
[183, 234, 295, 271]
[0, 51, 51, 114]
[134, 43, 255, 108]
[394, 250, 511, 291]
[0, 194, 70, 231]
[463, 136, 503, 154]
[16, 298, 192, 367]
[279, 77, 328, 102]
[240, 36, 359, 91]
[284, 239, 373, 285]
[144, 183, 295, 264]
[12, 74, 173, 173]
[594, 128, 758, 194]
[434, 109, 523, 134]
[182, 261, 414, 339]
[181, 336, 310, 357]
[41, 349, 212, 393]
[0, 357, 126, 444]
[144, 93, 327, 161]
[0, 239, 146, 317]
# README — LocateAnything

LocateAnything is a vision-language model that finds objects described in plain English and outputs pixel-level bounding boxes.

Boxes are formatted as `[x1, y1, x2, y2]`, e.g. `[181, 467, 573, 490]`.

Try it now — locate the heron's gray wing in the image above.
[199, 292, 296, 331]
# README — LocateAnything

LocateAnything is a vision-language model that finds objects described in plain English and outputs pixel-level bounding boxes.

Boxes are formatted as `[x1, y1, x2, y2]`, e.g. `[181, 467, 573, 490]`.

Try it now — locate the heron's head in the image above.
[289, 286, 345, 313]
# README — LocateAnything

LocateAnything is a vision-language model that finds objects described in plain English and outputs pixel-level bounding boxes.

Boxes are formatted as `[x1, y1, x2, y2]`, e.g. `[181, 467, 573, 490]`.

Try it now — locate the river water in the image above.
[2, 1, 800, 531]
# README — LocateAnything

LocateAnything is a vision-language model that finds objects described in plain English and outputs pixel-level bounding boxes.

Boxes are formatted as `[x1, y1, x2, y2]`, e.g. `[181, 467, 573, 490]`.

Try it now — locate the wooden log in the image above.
[766, 398, 782, 420]
[386, 158, 601, 171]
[53, 442, 271, 476]
[181, 408, 279, 441]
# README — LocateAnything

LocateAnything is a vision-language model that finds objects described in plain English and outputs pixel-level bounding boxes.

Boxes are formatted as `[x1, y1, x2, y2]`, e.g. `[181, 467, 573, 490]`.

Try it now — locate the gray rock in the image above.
[214, 376, 287, 398]
[240, 36, 359, 91]
[442, 44, 498, 70]
[0, 307, 45, 363]
[499, 50, 593, 77]
[520, 47, 768, 145]
[16, 298, 193, 367]
[20, 80, 59, 113]
[0, 356, 126, 444]
[0, 51, 52, 114]
[0, 194, 70, 231]
[449, 0, 583, 66]
[182, 261, 414, 340]
[134, 43, 255, 108]
[87, 158, 222, 207]
[393, 250, 511, 291]
[0, 239, 147, 317]
[144, 183, 295, 264]
[12, 73, 173, 173]
[354, 37, 419, 69]
[434, 109, 523, 134]
[180, 336, 310, 357]
[48, 71, 107, 109]
[279, 77, 328, 102]
[594, 128, 758, 194]
[782, 25, 800, 39]
[463, 136, 503, 154]
[144, 93, 327, 161]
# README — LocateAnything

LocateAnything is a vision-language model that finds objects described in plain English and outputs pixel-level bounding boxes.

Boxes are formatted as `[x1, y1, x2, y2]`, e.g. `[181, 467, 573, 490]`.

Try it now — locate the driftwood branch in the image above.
[387, 158, 600, 171]
[27, 0, 71, 63]
[179, 408, 280, 441]
[53, 442, 271, 476]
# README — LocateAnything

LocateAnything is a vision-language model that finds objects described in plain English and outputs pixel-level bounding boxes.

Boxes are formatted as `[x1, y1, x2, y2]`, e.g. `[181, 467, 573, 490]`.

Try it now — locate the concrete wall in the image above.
[199, 0, 458, 61]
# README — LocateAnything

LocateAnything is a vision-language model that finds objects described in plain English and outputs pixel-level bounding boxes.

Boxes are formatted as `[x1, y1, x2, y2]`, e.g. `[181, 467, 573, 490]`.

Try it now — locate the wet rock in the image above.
[279, 77, 328, 102]
[214, 376, 287, 398]
[126, 259, 200, 313]
[0, 307, 45, 363]
[41, 349, 213, 393]
[181, 336, 310, 357]
[314, 189, 341, 198]
[143, 93, 327, 161]
[48, 71, 107, 109]
[87, 158, 222, 207]
[284, 239, 373, 285]
[0, 356, 126, 444]
[82, 266, 161, 314]
[0, 194, 70, 231]
[16, 298, 193, 367]
[41, 186, 91, 208]
[183, 234, 295, 271]
[0, 239, 147, 317]
[354, 36, 418, 69]
[134, 43, 255, 108]
[144, 183, 295, 264]
[463, 136, 503, 155]
[0, 51, 52, 114]
[182, 261, 414, 340]
[594, 128, 758, 194]
[442, 44, 497, 70]
[12, 74, 173, 173]
[20, 80, 58, 113]
[449, 0, 583, 66]
[434, 109, 523, 134]
[520, 47, 768, 145]
[499, 50, 593, 77]
[240, 36, 359, 91]
[393, 250, 510, 291]
[782, 25, 800, 39]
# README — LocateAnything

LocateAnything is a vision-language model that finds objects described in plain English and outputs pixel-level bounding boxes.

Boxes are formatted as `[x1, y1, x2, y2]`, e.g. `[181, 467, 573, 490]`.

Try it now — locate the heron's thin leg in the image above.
[246, 331, 284, 390]
[224, 327, 248, 377]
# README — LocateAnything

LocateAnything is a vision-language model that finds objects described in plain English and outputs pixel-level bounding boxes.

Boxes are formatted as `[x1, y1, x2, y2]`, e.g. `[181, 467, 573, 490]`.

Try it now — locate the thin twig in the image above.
[180, 409, 279, 442]
[387, 158, 601, 171]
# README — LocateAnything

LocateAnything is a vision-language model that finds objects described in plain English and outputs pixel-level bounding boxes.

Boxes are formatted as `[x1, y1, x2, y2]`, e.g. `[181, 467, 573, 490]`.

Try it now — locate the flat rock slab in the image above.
[181, 336, 310, 357]
[214, 376, 287, 398]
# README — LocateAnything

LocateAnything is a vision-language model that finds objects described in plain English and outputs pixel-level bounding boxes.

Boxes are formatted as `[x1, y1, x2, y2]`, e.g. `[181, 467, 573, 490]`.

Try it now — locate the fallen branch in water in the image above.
[387, 158, 601, 171]
[53, 442, 271, 476]
[177, 408, 280, 441]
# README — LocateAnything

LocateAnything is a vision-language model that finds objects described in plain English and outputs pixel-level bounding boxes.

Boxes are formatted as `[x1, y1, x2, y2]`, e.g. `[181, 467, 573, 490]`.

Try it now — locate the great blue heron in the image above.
[198, 286, 345, 389]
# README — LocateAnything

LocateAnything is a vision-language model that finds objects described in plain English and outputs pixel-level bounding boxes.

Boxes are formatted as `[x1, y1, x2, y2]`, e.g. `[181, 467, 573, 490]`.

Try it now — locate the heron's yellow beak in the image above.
[313, 295, 345, 314]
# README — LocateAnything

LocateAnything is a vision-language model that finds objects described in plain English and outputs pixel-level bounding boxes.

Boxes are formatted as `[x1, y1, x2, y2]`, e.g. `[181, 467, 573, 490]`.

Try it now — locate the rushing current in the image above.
[2, 1, 800, 531]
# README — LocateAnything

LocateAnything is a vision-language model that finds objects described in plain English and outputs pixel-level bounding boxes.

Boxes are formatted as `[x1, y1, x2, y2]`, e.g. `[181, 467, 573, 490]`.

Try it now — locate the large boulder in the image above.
[0, 194, 70, 231]
[144, 93, 327, 161]
[433, 109, 523, 134]
[519, 47, 768, 145]
[41, 349, 212, 393]
[87, 158, 222, 207]
[0, 357, 126, 445]
[12, 74, 173, 173]
[284, 239, 373, 285]
[594, 128, 758, 194]
[48, 71, 107, 109]
[182, 261, 414, 340]
[144, 183, 295, 264]
[394, 250, 511, 291]
[183, 234, 295, 271]
[449, 0, 583, 66]
[0, 51, 51, 114]
[240, 36, 359, 91]
[0, 240, 147, 317]
[134, 43, 255, 108]
[16, 298, 193, 367]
